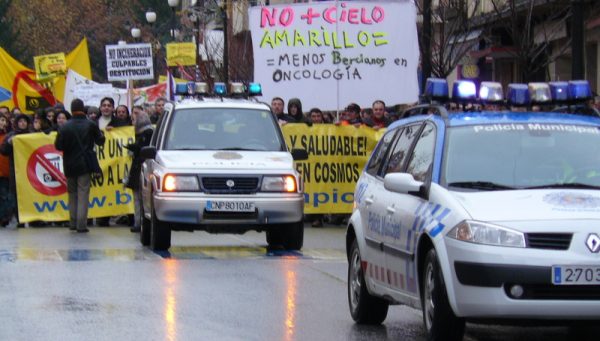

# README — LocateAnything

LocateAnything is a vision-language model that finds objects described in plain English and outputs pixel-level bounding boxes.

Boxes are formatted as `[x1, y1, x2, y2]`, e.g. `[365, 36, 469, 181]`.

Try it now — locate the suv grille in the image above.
[525, 233, 572, 250]
[201, 177, 259, 194]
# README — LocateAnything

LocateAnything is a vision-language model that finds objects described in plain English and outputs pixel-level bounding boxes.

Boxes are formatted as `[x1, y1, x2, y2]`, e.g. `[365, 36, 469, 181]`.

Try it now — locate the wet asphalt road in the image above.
[0, 224, 598, 341]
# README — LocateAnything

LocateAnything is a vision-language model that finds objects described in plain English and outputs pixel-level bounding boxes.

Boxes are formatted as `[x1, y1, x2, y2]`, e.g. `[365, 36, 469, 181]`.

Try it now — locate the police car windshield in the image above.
[164, 108, 284, 151]
[444, 123, 600, 190]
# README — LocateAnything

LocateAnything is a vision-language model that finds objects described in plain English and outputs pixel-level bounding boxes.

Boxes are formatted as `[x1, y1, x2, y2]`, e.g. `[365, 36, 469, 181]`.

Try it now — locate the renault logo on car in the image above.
[586, 233, 600, 253]
[226, 179, 235, 188]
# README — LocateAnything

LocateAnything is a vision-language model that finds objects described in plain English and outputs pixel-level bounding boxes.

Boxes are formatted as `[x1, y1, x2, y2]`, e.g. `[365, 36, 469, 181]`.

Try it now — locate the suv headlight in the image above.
[163, 174, 200, 192]
[261, 175, 297, 192]
[447, 220, 525, 248]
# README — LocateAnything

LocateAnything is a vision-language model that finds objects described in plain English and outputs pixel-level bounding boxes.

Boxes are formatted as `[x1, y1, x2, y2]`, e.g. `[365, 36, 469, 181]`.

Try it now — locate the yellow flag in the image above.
[0, 38, 91, 113]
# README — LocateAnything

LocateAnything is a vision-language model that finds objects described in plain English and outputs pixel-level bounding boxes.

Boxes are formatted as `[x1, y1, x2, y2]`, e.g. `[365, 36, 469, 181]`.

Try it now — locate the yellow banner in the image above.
[166, 42, 197, 67]
[34, 52, 67, 80]
[14, 127, 135, 222]
[0, 38, 91, 113]
[282, 124, 384, 214]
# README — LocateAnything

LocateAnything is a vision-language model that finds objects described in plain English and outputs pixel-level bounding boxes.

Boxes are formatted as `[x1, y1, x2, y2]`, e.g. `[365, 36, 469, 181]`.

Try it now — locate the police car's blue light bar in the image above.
[452, 80, 476, 102]
[549, 81, 569, 103]
[248, 83, 262, 96]
[175, 83, 188, 95]
[568, 80, 592, 101]
[507, 83, 530, 106]
[424, 78, 449, 101]
[479, 82, 503, 103]
[528, 82, 551, 104]
[214, 82, 227, 96]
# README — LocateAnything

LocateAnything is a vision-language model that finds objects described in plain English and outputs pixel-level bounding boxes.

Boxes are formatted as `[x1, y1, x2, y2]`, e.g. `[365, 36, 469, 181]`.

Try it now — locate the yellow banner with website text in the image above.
[282, 124, 384, 214]
[14, 127, 135, 222]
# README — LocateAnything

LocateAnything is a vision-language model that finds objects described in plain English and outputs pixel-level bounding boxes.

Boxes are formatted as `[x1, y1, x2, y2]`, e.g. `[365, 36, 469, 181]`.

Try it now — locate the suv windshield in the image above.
[443, 123, 600, 190]
[164, 108, 284, 151]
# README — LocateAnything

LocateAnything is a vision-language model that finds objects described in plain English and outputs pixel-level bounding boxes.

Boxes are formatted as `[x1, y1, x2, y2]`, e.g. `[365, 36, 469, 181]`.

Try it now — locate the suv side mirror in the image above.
[384, 173, 428, 199]
[291, 148, 308, 161]
[140, 146, 157, 160]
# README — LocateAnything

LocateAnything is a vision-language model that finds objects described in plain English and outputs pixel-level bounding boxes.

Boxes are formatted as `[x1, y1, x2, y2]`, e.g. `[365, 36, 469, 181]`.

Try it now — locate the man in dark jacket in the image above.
[55, 98, 105, 233]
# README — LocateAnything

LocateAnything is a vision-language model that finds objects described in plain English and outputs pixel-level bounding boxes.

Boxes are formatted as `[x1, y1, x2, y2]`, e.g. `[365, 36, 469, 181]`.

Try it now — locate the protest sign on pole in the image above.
[249, 1, 420, 111]
[105, 43, 154, 81]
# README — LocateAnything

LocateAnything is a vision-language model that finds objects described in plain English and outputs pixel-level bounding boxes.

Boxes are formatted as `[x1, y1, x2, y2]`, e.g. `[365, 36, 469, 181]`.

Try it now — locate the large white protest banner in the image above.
[105, 43, 154, 81]
[64, 69, 127, 111]
[249, 1, 420, 111]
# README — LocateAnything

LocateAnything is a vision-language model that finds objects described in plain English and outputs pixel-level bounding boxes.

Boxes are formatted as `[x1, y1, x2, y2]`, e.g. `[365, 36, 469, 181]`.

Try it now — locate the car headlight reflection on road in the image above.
[447, 220, 525, 248]
[163, 174, 200, 192]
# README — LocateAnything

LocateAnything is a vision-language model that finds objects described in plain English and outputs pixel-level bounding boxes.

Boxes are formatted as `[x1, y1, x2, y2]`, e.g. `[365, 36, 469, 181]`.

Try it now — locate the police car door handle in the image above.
[386, 206, 396, 214]
[365, 197, 374, 205]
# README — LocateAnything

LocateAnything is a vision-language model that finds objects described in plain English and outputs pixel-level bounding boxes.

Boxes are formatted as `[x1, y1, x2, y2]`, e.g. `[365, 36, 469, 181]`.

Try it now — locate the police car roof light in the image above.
[452, 80, 476, 102]
[507, 83, 530, 106]
[195, 82, 209, 95]
[229, 82, 245, 95]
[528, 82, 551, 104]
[175, 83, 188, 96]
[248, 83, 262, 96]
[549, 81, 569, 103]
[479, 82, 503, 103]
[214, 82, 227, 96]
[424, 78, 449, 101]
[568, 80, 592, 101]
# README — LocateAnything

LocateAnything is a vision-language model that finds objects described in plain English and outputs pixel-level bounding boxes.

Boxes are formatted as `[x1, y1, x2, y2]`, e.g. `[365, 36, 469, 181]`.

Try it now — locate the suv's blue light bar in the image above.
[175, 83, 188, 95]
[507, 83, 530, 106]
[452, 80, 476, 102]
[568, 80, 592, 101]
[424, 78, 449, 101]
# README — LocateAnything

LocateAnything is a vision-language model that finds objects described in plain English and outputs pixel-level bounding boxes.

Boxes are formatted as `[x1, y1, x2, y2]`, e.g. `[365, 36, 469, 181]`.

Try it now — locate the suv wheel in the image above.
[348, 239, 388, 324]
[267, 222, 304, 250]
[150, 198, 171, 251]
[422, 248, 465, 341]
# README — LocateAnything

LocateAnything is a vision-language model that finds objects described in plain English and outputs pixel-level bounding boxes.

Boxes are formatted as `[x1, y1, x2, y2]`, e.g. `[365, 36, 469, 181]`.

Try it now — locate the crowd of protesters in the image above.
[0, 97, 163, 230]
[0, 94, 402, 231]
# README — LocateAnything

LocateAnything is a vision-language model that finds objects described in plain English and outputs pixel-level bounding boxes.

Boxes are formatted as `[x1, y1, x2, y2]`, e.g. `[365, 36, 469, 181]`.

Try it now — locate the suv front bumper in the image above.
[153, 192, 304, 228]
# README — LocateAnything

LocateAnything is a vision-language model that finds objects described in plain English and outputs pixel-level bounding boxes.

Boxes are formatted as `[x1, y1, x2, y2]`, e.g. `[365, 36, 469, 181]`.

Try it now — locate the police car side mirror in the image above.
[140, 146, 157, 160]
[384, 173, 427, 199]
[291, 148, 308, 161]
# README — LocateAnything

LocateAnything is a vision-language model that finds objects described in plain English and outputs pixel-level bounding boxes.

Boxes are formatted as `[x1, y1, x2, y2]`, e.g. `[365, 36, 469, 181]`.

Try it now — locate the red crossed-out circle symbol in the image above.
[26, 144, 67, 196]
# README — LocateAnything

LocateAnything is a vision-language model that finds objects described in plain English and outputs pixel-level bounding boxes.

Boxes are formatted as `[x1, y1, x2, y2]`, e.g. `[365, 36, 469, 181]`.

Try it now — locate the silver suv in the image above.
[139, 96, 307, 251]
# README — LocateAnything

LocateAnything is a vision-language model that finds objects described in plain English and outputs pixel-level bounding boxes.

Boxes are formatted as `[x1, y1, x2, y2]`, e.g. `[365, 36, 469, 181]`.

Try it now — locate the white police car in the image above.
[346, 79, 600, 340]
[140, 82, 307, 251]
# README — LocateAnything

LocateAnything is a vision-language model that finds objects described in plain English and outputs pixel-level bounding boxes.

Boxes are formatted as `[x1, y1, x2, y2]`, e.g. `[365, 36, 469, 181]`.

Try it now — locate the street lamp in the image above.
[146, 10, 157, 25]
[131, 28, 141, 41]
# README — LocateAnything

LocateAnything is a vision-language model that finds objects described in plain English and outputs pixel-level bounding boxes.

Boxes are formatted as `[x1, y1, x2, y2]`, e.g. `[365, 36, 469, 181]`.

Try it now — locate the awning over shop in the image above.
[448, 29, 483, 45]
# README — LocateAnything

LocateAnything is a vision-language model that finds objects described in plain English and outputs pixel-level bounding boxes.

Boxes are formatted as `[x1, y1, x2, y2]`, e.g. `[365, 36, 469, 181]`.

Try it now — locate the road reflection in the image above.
[283, 260, 297, 341]
[164, 259, 178, 341]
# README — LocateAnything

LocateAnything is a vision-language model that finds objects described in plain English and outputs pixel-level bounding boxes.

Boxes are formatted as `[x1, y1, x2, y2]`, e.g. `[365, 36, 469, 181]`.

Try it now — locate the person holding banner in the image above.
[124, 110, 154, 232]
[0, 114, 31, 228]
[285, 98, 310, 125]
[97, 97, 115, 131]
[0, 113, 12, 227]
[55, 98, 106, 233]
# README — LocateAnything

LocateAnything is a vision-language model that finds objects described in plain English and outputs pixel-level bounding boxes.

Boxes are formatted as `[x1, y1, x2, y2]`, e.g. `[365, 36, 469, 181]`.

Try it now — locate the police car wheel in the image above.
[150, 197, 171, 251]
[140, 206, 151, 246]
[422, 248, 464, 341]
[348, 239, 388, 324]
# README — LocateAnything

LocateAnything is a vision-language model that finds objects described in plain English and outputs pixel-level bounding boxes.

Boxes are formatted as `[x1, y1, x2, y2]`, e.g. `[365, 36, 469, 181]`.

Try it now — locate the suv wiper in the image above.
[448, 181, 515, 191]
[219, 147, 261, 151]
[521, 183, 600, 190]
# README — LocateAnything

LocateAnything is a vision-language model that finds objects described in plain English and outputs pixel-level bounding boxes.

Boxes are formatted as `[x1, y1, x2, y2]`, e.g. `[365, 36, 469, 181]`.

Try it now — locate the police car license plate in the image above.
[206, 201, 255, 212]
[552, 265, 600, 285]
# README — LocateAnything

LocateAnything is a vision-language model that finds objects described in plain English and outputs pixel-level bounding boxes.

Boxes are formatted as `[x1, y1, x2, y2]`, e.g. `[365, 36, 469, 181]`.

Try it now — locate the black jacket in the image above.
[55, 114, 105, 177]
[125, 127, 153, 190]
